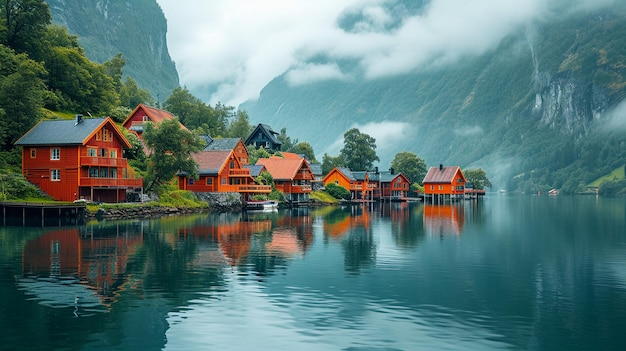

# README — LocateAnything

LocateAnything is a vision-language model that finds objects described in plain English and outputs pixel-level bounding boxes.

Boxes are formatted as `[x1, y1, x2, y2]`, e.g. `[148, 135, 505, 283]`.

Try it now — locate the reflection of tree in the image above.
[342, 227, 375, 274]
[390, 203, 426, 249]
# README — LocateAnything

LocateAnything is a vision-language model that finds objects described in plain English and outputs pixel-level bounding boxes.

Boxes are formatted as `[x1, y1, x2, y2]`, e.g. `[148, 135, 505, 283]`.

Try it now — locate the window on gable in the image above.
[50, 148, 60, 160]
[96, 131, 102, 141]
[439, 185, 443, 190]
[143, 115, 149, 121]
[30, 148, 36, 158]
[88, 148, 97, 157]
[100, 148, 107, 157]
[51, 169, 60, 181]
[110, 150, 117, 158]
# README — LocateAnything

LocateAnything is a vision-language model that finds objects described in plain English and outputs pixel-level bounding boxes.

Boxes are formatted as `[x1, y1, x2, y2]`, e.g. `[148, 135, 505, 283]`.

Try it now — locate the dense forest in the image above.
[0, 0, 245, 177]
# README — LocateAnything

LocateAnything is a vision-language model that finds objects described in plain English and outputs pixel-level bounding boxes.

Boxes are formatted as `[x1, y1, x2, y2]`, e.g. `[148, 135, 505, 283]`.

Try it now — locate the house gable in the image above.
[245, 124, 282, 151]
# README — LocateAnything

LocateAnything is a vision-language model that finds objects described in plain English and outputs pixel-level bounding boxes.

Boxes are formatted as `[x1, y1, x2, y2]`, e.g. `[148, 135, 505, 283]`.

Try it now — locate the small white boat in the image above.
[245, 200, 278, 211]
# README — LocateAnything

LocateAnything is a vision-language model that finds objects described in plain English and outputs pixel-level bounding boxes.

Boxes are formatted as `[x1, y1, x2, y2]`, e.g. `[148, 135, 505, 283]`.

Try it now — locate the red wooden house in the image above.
[122, 103, 187, 139]
[323, 167, 375, 201]
[256, 155, 314, 203]
[15, 115, 142, 202]
[422, 165, 466, 203]
[177, 149, 271, 198]
[371, 171, 411, 201]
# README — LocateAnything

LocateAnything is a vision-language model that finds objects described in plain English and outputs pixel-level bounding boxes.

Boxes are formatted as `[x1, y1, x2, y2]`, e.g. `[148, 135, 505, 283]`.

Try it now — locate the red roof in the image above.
[423, 166, 464, 184]
[256, 157, 310, 180]
[123, 103, 188, 131]
[192, 150, 233, 173]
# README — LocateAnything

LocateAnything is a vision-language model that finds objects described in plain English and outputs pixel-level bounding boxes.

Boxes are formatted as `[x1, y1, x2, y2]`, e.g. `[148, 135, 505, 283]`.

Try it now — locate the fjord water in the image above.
[1, 195, 625, 350]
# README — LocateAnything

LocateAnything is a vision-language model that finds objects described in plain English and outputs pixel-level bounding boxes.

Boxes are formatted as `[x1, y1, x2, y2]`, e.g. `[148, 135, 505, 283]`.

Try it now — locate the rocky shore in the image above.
[85, 192, 243, 220]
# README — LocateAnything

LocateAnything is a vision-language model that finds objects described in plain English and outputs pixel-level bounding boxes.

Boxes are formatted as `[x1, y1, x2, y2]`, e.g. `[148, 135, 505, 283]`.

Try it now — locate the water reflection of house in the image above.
[423, 204, 465, 236]
[324, 207, 371, 239]
[19, 225, 143, 307]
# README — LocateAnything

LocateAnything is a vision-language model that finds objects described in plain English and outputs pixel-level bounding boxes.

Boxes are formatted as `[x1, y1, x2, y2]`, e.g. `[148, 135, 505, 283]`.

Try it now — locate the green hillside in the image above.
[589, 166, 626, 187]
[242, 4, 626, 194]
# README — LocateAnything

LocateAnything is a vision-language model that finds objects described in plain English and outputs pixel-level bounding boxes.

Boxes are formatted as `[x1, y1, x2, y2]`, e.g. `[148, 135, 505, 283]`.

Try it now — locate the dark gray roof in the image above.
[309, 163, 322, 176]
[204, 138, 242, 151]
[245, 123, 282, 146]
[244, 164, 265, 177]
[351, 171, 369, 181]
[337, 167, 356, 181]
[15, 118, 107, 146]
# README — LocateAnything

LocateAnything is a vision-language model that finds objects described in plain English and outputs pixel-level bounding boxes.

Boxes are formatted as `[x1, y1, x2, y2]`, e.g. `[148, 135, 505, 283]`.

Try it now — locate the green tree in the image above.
[249, 146, 272, 165]
[291, 142, 317, 162]
[390, 151, 427, 185]
[0, 0, 51, 58]
[44, 45, 119, 113]
[142, 118, 203, 193]
[120, 76, 153, 109]
[463, 168, 493, 190]
[277, 127, 297, 151]
[321, 153, 345, 175]
[0, 44, 46, 149]
[165, 87, 231, 136]
[227, 109, 253, 139]
[340, 128, 379, 171]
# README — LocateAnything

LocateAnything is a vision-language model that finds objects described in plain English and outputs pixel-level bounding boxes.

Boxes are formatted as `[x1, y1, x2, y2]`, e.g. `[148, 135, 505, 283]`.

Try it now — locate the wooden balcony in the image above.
[80, 177, 143, 188]
[288, 185, 312, 193]
[229, 169, 251, 176]
[81, 156, 128, 167]
[238, 184, 272, 193]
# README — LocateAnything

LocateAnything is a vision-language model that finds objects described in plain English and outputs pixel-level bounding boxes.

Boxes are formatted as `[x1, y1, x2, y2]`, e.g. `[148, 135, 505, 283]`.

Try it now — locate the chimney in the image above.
[75, 114, 83, 125]
[439, 164, 443, 171]
[389, 167, 395, 174]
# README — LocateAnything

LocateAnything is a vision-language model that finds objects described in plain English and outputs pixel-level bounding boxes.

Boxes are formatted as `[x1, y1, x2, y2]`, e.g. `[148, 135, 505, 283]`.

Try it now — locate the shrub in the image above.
[325, 183, 351, 200]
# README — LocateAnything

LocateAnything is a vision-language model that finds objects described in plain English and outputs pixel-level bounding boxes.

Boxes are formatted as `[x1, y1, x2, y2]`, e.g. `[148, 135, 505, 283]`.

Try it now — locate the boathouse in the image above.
[423, 165, 466, 203]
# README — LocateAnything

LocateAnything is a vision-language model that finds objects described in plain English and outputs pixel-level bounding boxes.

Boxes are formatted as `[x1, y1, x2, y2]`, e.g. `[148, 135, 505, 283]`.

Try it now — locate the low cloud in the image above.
[286, 63, 347, 86]
[603, 98, 626, 131]
[156, 0, 620, 106]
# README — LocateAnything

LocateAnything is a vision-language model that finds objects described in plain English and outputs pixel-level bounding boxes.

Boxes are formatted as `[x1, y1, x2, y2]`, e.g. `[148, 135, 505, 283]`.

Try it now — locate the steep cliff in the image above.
[45, 0, 178, 101]
[242, 7, 626, 192]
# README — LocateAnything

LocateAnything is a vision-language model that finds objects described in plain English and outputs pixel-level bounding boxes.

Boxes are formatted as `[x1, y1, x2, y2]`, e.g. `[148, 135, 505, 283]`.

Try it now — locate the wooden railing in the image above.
[81, 156, 128, 167]
[229, 169, 251, 176]
[238, 185, 272, 193]
[80, 177, 143, 187]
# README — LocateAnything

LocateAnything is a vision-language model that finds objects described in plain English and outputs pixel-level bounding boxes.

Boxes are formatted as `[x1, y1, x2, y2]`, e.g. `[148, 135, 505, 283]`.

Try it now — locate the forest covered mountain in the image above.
[242, 3, 626, 193]
[44, 0, 178, 102]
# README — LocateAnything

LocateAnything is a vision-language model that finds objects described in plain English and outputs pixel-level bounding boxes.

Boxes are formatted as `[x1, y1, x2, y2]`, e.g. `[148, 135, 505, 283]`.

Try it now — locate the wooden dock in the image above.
[0, 202, 86, 227]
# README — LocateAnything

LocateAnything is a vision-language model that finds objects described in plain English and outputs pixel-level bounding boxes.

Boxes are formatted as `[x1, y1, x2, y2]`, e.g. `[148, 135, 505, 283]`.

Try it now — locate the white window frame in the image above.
[51, 169, 60, 181]
[51, 148, 60, 160]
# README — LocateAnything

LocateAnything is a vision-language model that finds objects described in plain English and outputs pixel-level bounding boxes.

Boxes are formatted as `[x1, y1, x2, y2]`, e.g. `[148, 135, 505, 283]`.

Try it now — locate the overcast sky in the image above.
[156, 0, 617, 107]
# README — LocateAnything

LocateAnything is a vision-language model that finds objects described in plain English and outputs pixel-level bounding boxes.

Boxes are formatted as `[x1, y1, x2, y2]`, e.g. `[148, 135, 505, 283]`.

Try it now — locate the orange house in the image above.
[122, 103, 187, 139]
[422, 165, 466, 203]
[177, 149, 271, 197]
[15, 116, 142, 202]
[256, 155, 315, 203]
[323, 167, 375, 201]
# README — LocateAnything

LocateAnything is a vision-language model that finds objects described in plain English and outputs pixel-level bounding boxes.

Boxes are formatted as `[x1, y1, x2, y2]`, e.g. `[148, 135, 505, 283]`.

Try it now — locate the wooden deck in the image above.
[0, 202, 86, 227]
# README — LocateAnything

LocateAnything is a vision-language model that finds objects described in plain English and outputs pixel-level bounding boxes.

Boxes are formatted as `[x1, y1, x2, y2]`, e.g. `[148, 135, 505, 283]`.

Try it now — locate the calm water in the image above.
[1, 195, 626, 350]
